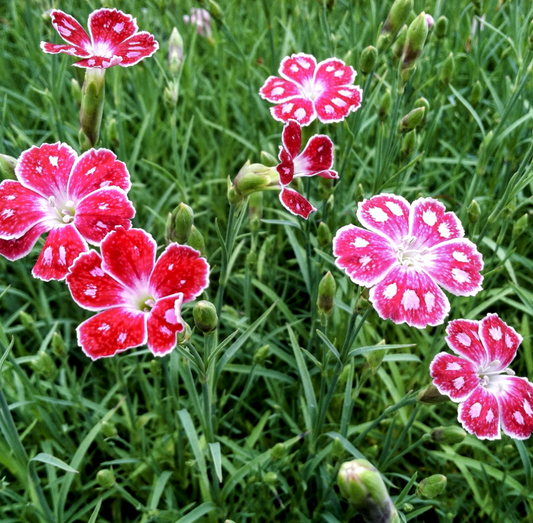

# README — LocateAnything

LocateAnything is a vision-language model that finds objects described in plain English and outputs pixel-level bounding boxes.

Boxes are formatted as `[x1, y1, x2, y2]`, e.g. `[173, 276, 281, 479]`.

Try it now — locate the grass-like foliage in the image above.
[1, 0, 533, 521]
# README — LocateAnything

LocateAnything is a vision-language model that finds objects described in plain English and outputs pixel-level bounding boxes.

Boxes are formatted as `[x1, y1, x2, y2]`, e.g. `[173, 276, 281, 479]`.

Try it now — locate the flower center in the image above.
[395, 236, 428, 269]
[300, 79, 324, 101]
[48, 196, 76, 224]
[477, 359, 515, 391]
[141, 297, 155, 313]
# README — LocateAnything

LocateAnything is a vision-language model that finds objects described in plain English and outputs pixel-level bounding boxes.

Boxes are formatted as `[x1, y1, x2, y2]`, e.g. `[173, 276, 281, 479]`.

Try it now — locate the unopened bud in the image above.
[42, 9, 53, 23]
[503, 444, 514, 456]
[417, 383, 449, 405]
[435, 16, 448, 39]
[413, 97, 430, 115]
[246, 250, 257, 267]
[168, 27, 184, 75]
[470, 81, 482, 107]
[416, 474, 447, 499]
[402, 503, 414, 513]
[317, 222, 332, 248]
[19, 311, 35, 331]
[402, 12, 429, 72]
[96, 469, 115, 489]
[379, 0, 414, 52]
[175, 203, 195, 244]
[430, 426, 467, 445]
[317, 271, 336, 317]
[233, 161, 277, 198]
[392, 25, 408, 60]
[467, 200, 481, 223]
[193, 301, 218, 334]
[270, 442, 286, 461]
[187, 226, 207, 257]
[425, 14, 434, 29]
[52, 332, 66, 357]
[163, 83, 179, 107]
[513, 213, 528, 240]
[331, 437, 345, 459]
[355, 183, 365, 202]
[379, 89, 391, 121]
[476, 130, 493, 176]
[337, 459, 399, 523]
[253, 344, 270, 365]
[150, 359, 162, 376]
[360, 46, 378, 74]
[263, 472, 277, 486]
[401, 130, 416, 160]
[249, 192, 263, 233]
[30, 351, 55, 378]
[440, 53, 455, 86]
[207, 0, 223, 20]
[260, 150, 278, 167]
[176, 322, 192, 345]
[400, 107, 425, 132]
[0, 154, 16, 179]
[71, 78, 82, 104]
[101, 421, 118, 438]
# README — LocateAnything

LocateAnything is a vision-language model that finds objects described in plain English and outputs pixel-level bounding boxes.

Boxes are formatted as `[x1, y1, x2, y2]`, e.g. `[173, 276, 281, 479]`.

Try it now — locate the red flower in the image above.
[276, 120, 337, 219]
[430, 314, 533, 440]
[333, 194, 483, 328]
[66, 227, 210, 360]
[259, 53, 362, 126]
[0, 143, 134, 281]
[41, 9, 158, 69]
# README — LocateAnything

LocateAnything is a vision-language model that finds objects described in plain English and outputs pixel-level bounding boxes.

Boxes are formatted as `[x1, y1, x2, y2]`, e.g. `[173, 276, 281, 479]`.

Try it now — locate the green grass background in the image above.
[1, 0, 533, 521]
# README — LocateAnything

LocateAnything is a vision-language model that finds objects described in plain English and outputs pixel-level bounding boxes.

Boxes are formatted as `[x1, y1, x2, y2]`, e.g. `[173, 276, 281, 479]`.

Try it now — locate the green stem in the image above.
[79, 68, 105, 152]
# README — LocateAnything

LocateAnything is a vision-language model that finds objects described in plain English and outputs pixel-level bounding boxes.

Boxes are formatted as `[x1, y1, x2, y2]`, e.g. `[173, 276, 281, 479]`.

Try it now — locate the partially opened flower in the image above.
[183, 8, 212, 39]
[66, 227, 210, 359]
[259, 53, 362, 126]
[333, 194, 483, 328]
[0, 143, 134, 281]
[430, 314, 533, 440]
[41, 8, 158, 69]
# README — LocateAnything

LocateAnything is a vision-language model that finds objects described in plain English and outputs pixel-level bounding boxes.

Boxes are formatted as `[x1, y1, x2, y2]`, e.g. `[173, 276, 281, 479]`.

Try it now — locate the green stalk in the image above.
[79, 68, 106, 152]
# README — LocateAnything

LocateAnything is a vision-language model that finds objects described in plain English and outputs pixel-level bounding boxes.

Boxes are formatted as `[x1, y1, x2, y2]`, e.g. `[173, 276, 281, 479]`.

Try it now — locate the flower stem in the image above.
[79, 68, 105, 152]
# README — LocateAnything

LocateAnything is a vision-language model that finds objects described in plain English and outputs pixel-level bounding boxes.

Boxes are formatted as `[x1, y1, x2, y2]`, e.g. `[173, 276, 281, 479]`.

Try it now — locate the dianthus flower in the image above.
[259, 53, 362, 126]
[66, 227, 210, 360]
[333, 194, 483, 328]
[430, 314, 533, 440]
[183, 8, 212, 39]
[41, 8, 158, 68]
[0, 143, 134, 281]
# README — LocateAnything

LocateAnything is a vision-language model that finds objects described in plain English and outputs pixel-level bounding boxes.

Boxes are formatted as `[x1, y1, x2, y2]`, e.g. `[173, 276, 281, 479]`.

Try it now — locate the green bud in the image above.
[187, 225, 207, 257]
[402, 503, 414, 513]
[232, 161, 278, 198]
[413, 97, 430, 114]
[270, 442, 286, 461]
[176, 322, 192, 345]
[337, 459, 399, 523]
[467, 200, 481, 223]
[150, 359, 162, 376]
[173, 203, 194, 244]
[503, 444, 514, 456]
[52, 332, 66, 357]
[317, 271, 336, 317]
[0, 154, 16, 179]
[168, 27, 184, 75]
[402, 12, 429, 72]
[317, 222, 332, 248]
[529, 20, 533, 51]
[355, 183, 365, 202]
[400, 130, 416, 160]
[366, 444, 379, 458]
[163, 83, 179, 107]
[360, 46, 378, 74]
[417, 383, 449, 405]
[246, 250, 257, 268]
[440, 53, 455, 86]
[42, 9, 53, 23]
[416, 474, 447, 499]
[19, 310, 35, 331]
[513, 213, 528, 240]
[331, 437, 345, 459]
[30, 351, 55, 378]
[476, 130, 493, 176]
[193, 300, 218, 334]
[392, 25, 408, 60]
[101, 421, 118, 438]
[400, 107, 425, 132]
[253, 344, 270, 365]
[435, 16, 448, 39]
[379, 89, 391, 121]
[208, 0, 223, 20]
[430, 426, 467, 445]
[379, 0, 414, 52]
[263, 471, 277, 486]
[71, 78, 82, 104]
[96, 469, 115, 489]
[249, 192, 263, 233]
[260, 150, 278, 167]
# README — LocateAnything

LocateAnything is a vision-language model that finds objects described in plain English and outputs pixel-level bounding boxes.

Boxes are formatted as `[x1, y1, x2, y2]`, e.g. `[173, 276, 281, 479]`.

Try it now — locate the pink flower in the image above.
[40, 8, 159, 69]
[66, 227, 210, 360]
[430, 314, 533, 440]
[0, 143, 135, 281]
[425, 14, 435, 29]
[277, 120, 337, 219]
[333, 194, 483, 328]
[183, 8, 212, 39]
[259, 53, 363, 126]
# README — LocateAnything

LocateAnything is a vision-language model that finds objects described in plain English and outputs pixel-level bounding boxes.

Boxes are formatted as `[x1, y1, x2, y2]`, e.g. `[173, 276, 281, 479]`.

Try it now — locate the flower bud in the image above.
[400, 107, 425, 132]
[71, 78, 82, 104]
[360, 46, 378, 74]
[355, 183, 365, 202]
[476, 130, 493, 176]
[253, 344, 270, 365]
[249, 192, 263, 233]
[260, 150, 278, 167]
[467, 200, 481, 223]
[402, 12, 429, 72]
[440, 52, 455, 86]
[317, 222, 332, 248]
[512, 213, 528, 240]
[172, 203, 194, 244]
[401, 130, 416, 159]
[187, 226, 207, 258]
[331, 437, 345, 459]
[150, 359, 162, 376]
[503, 444, 514, 456]
[317, 271, 336, 317]
[378, 0, 414, 52]
[416, 474, 447, 499]
[96, 469, 115, 489]
[232, 161, 277, 198]
[430, 426, 467, 445]
[52, 332, 66, 357]
[176, 322, 192, 345]
[207, 0, 223, 21]
[101, 421, 118, 438]
[30, 351, 55, 379]
[337, 459, 399, 523]
[470, 81, 482, 108]
[270, 442, 286, 461]
[19, 310, 36, 331]
[42, 9, 53, 23]
[435, 16, 448, 39]
[379, 89, 391, 121]
[402, 503, 414, 513]
[163, 83, 179, 107]
[425, 14, 434, 29]
[417, 383, 449, 405]
[0, 154, 17, 179]
[392, 25, 408, 60]
[193, 300, 218, 334]
[168, 27, 184, 75]
[263, 472, 277, 486]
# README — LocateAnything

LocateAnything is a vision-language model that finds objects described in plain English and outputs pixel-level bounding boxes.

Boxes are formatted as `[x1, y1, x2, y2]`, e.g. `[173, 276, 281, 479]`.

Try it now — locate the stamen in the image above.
[66, 200, 75, 208]
[48, 196, 56, 207]
[62, 215, 74, 224]
[489, 359, 501, 368]
[505, 368, 515, 376]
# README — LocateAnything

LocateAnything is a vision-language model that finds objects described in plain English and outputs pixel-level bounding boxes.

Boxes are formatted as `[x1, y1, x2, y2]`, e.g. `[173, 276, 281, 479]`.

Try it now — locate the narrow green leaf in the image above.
[209, 442, 223, 482]
[174, 501, 217, 523]
[30, 453, 78, 474]
[149, 471, 173, 510]
[87, 498, 103, 523]
[349, 343, 415, 358]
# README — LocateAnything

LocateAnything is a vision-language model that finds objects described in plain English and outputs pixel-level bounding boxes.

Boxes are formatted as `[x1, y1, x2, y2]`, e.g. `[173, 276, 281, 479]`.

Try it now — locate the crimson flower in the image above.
[430, 314, 533, 440]
[333, 194, 483, 328]
[41, 8, 158, 69]
[259, 53, 362, 126]
[276, 120, 337, 219]
[0, 143, 134, 281]
[66, 227, 210, 360]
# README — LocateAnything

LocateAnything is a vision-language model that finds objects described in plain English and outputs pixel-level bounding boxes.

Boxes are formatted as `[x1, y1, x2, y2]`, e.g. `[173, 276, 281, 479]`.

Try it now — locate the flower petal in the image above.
[276, 148, 294, 186]
[149, 244, 210, 302]
[77, 307, 147, 360]
[259, 76, 302, 103]
[32, 224, 88, 281]
[48, 10, 91, 49]
[279, 187, 316, 219]
[497, 377, 533, 440]
[357, 194, 410, 244]
[100, 227, 156, 290]
[333, 225, 398, 287]
[281, 120, 302, 159]
[0, 180, 50, 239]
[270, 97, 316, 126]
[16, 143, 77, 199]
[429, 352, 480, 402]
[423, 239, 484, 296]
[88, 8, 138, 53]
[409, 197, 464, 249]
[72, 56, 122, 69]
[314, 58, 356, 87]
[294, 135, 335, 176]
[113, 32, 159, 67]
[457, 386, 500, 440]
[40, 42, 90, 58]
[479, 313, 522, 371]
[74, 187, 135, 245]
[445, 319, 487, 366]
[279, 53, 317, 87]
[66, 250, 128, 311]
[0, 222, 50, 262]
[68, 148, 131, 201]
[369, 265, 450, 328]
[147, 293, 185, 356]
[314, 85, 362, 123]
